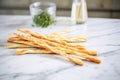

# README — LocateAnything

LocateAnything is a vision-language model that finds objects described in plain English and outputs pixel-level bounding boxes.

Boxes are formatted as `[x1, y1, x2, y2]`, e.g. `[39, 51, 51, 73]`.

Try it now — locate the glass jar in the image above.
[29, 2, 56, 27]
[71, 0, 88, 24]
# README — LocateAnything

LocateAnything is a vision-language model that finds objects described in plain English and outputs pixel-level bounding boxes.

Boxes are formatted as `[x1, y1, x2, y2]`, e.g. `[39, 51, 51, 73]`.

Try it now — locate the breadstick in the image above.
[18, 29, 96, 55]
[10, 31, 96, 55]
[46, 43, 100, 63]
[64, 36, 87, 42]
[45, 44, 84, 66]
[14, 32, 84, 66]
[47, 29, 71, 35]
[51, 45, 101, 63]
[7, 37, 24, 42]
[8, 38, 96, 57]
[46, 30, 87, 42]
[69, 51, 101, 64]
[16, 48, 52, 55]
[14, 32, 100, 63]
[37, 38, 100, 63]
[7, 43, 33, 48]
[7, 29, 102, 66]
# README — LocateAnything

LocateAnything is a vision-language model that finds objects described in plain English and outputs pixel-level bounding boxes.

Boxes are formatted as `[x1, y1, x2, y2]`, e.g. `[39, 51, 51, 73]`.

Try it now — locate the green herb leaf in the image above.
[33, 11, 55, 28]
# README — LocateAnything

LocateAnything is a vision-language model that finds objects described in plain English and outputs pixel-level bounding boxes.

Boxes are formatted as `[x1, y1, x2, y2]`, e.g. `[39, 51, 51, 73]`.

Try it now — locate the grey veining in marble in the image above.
[0, 15, 120, 80]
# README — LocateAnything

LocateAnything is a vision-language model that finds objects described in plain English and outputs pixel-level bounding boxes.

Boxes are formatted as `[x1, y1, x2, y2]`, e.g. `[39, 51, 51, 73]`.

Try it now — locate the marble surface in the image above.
[0, 15, 120, 80]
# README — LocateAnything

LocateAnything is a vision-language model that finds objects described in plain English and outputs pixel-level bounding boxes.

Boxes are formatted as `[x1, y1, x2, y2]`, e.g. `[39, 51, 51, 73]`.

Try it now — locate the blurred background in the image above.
[0, 0, 120, 18]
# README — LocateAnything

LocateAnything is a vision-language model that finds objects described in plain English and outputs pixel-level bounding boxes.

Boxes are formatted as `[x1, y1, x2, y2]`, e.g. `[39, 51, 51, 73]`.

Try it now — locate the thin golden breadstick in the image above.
[14, 32, 100, 63]
[7, 42, 96, 56]
[14, 32, 84, 66]
[49, 29, 72, 35]
[70, 51, 101, 64]
[8, 37, 85, 52]
[15, 48, 97, 62]
[64, 36, 87, 42]
[46, 30, 87, 42]
[18, 29, 96, 56]
[45, 44, 84, 66]
[11, 32, 83, 54]
[76, 50, 97, 56]
[8, 32, 97, 55]
[46, 33, 68, 42]
[7, 29, 101, 65]
[7, 37, 24, 42]
[38, 39, 100, 63]
[18, 29, 66, 43]
[12, 40, 48, 50]
[47, 33, 87, 42]
[18, 29, 82, 44]
[7, 29, 102, 66]
[7, 43, 33, 48]
[16, 48, 52, 55]
[52, 45, 101, 63]
[7, 37, 47, 50]
[32, 36, 97, 57]
[47, 44, 100, 64]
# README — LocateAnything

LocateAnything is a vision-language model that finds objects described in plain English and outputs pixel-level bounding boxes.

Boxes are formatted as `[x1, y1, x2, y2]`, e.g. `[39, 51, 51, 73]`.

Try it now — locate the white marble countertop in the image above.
[0, 15, 120, 80]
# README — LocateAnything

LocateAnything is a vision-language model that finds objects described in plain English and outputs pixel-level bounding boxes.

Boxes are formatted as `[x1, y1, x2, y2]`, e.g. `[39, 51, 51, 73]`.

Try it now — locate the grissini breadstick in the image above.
[55, 34, 87, 42]
[16, 47, 100, 64]
[46, 30, 87, 42]
[44, 44, 84, 66]
[11, 34, 95, 57]
[7, 43, 33, 48]
[46, 29, 71, 36]
[49, 45, 101, 64]
[13, 33, 84, 66]
[46, 40, 100, 63]
[69, 51, 101, 64]
[61, 36, 87, 42]
[7, 42, 98, 62]
[18, 29, 63, 43]
[18, 29, 96, 56]
[7, 29, 102, 66]
[7, 43, 97, 57]
[8, 36, 96, 56]
[16, 48, 52, 55]
[18, 29, 85, 46]
[7, 37, 24, 42]
[14, 32, 101, 63]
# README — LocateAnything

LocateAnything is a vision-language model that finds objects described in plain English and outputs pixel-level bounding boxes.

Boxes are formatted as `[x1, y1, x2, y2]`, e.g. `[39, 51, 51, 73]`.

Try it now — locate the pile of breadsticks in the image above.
[7, 29, 101, 66]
